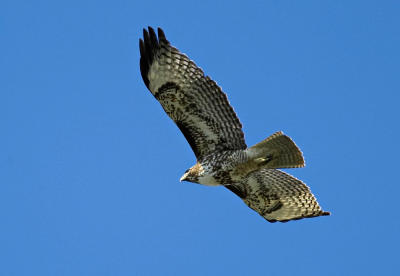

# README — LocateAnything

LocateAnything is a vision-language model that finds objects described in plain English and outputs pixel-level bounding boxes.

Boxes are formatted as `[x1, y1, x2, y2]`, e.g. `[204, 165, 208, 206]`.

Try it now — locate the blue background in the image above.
[2, 0, 399, 275]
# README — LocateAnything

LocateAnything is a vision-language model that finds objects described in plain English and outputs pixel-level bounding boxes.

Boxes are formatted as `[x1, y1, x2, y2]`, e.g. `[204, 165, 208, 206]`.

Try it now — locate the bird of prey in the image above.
[139, 27, 330, 222]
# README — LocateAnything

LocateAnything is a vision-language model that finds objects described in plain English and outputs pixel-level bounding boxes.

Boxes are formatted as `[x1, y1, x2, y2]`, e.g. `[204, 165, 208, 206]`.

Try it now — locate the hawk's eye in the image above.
[184, 169, 189, 174]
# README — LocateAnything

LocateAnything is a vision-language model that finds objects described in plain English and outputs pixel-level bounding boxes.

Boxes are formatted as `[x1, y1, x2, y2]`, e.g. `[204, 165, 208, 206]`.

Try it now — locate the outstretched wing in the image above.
[139, 27, 246, 160]
[226, 169, 330, 222]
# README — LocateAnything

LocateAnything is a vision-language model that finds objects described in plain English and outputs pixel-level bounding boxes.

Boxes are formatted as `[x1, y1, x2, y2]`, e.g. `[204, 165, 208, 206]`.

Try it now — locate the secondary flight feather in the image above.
[139, 27, 330, 222]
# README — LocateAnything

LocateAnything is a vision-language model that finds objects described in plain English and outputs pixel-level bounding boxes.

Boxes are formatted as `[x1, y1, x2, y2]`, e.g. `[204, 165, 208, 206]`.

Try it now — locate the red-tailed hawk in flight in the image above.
[139, 27, 330, 222]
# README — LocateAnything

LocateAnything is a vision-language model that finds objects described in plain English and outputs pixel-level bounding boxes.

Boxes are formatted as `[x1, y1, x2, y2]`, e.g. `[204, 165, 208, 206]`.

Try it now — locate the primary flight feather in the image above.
[139, 27, 330, 222]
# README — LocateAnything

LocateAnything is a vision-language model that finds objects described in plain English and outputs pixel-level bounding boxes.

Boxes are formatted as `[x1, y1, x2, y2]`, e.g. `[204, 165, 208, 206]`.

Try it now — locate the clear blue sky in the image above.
[2, 0, 400, 275]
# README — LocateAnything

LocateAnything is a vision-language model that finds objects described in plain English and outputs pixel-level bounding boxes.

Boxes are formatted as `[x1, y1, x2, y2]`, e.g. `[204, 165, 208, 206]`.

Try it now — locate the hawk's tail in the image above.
[248, 131, 305, 169]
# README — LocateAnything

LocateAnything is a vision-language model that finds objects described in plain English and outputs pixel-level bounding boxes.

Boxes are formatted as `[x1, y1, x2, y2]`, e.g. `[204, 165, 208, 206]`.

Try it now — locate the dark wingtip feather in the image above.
[148, 27, 158, 46]
[143, 28, 149, 39]
[139, 39, 145, 56]
[139, 26, 166, 89]
[157, 28, 168, 43]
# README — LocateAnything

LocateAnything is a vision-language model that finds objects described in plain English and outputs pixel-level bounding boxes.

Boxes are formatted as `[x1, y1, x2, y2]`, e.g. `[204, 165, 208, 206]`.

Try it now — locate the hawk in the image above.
[139, 27, 330, 222]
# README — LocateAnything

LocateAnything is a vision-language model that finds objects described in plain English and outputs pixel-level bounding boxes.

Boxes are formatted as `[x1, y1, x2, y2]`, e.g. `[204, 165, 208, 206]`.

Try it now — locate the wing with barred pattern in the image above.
[139, 27, 246, 160]
[226, 169, 330, 222]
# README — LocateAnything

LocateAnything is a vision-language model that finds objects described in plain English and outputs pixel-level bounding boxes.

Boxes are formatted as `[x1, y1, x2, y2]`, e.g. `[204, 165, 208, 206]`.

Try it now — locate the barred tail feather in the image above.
[249, 131, 305, 169]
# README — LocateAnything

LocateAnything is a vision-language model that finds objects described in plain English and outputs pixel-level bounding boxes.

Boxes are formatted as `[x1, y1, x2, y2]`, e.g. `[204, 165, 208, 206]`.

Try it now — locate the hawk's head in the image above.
[180, 163, 203, 183]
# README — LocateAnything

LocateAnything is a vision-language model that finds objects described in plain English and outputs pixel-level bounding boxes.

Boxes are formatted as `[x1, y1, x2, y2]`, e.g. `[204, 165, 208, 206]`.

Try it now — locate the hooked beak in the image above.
[180, 172, 188, 182]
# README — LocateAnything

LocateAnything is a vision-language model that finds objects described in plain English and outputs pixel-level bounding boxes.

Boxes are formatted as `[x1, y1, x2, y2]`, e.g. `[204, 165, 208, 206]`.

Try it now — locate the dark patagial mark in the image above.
[224, 184, 246, 199]
[155, 82, 179, 100]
